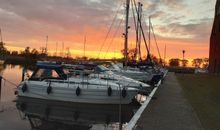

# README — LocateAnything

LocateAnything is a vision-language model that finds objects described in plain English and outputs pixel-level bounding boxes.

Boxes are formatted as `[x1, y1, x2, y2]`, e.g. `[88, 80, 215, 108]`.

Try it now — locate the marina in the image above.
[0, 0, 219, 130]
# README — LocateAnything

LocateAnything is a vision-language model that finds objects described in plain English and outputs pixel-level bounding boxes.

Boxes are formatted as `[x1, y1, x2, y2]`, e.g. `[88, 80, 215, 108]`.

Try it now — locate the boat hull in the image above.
[17, 81, 138, 105]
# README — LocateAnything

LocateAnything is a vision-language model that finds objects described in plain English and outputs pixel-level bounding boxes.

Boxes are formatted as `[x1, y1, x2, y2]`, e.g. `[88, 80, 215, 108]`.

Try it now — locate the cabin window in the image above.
[31, 68, 60, 80]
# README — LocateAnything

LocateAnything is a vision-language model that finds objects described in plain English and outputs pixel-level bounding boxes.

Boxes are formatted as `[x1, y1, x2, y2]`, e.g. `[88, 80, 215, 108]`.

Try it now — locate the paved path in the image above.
[135, 73, 203, 130]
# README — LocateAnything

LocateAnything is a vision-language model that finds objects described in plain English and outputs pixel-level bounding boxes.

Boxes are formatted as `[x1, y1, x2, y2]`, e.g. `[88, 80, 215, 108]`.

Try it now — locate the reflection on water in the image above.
[16, 97, 139, 130]
[0, 64, 24, 102]
[0, 64, 141, 130]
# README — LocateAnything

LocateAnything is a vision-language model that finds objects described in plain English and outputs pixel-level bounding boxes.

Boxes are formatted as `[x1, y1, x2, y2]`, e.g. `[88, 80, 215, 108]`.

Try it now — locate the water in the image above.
[0, 64, 140, 130]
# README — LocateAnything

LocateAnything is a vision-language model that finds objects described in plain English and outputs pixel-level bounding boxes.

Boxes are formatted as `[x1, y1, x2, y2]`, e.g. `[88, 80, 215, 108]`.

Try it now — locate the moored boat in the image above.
[16, 62, 141, 105]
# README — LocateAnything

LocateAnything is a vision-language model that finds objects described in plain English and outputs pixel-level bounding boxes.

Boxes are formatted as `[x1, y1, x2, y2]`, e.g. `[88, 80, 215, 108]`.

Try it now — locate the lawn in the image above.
[176, 73, 220, 130]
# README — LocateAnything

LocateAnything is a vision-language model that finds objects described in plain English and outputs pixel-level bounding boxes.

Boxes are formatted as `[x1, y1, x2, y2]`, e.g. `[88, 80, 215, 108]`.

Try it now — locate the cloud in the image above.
[156, 17, 213, 43]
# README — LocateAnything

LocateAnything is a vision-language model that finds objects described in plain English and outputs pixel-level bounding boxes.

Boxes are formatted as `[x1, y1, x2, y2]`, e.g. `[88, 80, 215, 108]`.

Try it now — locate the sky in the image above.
[0, 0, 216, 60]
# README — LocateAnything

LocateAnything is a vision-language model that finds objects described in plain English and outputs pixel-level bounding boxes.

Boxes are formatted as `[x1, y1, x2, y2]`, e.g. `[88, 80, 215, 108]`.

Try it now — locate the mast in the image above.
[124, 0, 130, 69]
[45, 36, 48, 55]
[0, 28, 2, 43]
[148, 16, 151, 55]
[138, 2, 142, 60]
[164, 44, 166, 66]
[56, 42, 58, 56]
[62, 42, 64, 58]
[84, 35, 86, 58]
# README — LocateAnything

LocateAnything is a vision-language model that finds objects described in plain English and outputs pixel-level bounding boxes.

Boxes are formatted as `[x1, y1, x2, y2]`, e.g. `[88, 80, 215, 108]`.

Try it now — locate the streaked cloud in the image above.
[0, 0, 216, 59]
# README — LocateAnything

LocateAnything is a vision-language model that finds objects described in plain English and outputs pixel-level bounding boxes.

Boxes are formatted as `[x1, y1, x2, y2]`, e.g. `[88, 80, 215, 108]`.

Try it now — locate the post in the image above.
[119, 84, 122, 130]
[124, 0, 130, 69]
[22, 67, 25, 81]
[0, 76, 3, 112]
[182, 50, 185, 60]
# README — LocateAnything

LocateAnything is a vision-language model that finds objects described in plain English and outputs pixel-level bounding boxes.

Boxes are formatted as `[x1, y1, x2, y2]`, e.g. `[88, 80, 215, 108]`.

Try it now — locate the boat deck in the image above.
[134, 73, 203, 130]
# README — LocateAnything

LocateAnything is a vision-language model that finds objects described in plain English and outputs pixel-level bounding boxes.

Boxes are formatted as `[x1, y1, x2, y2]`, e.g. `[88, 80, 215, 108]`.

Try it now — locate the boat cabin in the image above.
[29, 63, 67, 81]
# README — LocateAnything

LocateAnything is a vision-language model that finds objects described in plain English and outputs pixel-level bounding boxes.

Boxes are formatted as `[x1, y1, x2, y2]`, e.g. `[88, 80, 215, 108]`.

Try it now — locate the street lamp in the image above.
[182, 50, 185, 60]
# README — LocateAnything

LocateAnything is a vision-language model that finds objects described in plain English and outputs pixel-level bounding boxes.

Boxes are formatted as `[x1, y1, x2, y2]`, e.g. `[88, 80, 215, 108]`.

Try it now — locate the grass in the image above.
[176, 73, 220, 130]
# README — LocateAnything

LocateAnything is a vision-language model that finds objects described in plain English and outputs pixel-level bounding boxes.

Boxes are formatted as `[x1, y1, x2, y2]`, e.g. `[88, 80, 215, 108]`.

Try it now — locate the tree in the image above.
[11, 51, 19, 55]
[181, 59, 188, 67]
[192, 58, 203, 68]
[202, 58, 209, 68]
[169, 58, 181, 67]
[121, 48, 136, 61]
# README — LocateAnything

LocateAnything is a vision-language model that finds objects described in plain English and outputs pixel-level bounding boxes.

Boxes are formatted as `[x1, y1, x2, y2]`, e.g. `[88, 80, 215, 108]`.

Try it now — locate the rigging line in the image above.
[97, 1, 123, 58]
[150, 21, 162, 60]
[1, 77, 18, 87]
[132, 0, 150, 56]
[131, 0, 138, 46]
[103, 17, 123, 59]
[142, 14, 155, 55]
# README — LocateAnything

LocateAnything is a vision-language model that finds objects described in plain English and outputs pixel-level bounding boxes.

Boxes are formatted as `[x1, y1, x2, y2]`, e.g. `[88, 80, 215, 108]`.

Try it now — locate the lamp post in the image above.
[182, 50, 185, 60]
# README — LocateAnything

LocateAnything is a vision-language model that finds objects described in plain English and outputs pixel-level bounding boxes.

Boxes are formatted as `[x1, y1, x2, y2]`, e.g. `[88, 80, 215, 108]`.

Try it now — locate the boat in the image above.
[95, 61, 164, 85]
[63, 64, 152, 94]
[16, 62, 142, 104]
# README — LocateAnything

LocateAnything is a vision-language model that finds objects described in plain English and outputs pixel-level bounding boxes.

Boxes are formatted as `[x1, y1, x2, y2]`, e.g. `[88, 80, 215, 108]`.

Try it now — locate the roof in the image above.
[36, 62, 63, 69]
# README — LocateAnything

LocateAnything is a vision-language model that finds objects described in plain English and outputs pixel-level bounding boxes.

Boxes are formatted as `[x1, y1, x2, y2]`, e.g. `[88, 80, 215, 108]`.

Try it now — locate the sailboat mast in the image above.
[0, 28, 2, 43]
[46, 35, 48, 55]
[148, 16, 151, 55]
[138, 2, 142, 60]
[164, 44, 166, 65]
[84, 35, 86, 58]
[124, 0, 130, 69]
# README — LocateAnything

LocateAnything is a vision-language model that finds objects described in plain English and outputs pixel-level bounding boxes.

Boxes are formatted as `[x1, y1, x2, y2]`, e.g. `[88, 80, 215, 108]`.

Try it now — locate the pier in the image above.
[130, 73, 203, 130]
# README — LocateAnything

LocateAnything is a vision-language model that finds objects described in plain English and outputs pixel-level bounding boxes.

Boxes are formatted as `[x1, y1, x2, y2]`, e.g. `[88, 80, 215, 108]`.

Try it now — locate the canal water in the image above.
[0, 64, 141, 130]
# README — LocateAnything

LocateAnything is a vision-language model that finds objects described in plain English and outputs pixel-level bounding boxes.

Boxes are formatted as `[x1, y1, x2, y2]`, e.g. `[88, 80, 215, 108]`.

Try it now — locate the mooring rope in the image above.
[0, 76, 18, 87]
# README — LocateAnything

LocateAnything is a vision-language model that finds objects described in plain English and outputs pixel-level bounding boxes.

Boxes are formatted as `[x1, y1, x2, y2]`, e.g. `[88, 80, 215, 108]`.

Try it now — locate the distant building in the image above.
[209, 0, 220, 74]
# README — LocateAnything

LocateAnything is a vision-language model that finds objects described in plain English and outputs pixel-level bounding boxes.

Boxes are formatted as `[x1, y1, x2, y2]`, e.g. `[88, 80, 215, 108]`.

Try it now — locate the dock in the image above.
[133, 73, 203, 130]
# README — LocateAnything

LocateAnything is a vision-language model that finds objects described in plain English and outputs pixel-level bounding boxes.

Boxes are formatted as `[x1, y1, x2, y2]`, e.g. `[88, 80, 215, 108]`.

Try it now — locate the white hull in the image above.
[17, 81, 138, 104]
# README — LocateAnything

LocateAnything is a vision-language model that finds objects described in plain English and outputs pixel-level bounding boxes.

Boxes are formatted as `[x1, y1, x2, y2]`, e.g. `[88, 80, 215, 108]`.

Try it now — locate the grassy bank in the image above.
[176, 73, 220, 130]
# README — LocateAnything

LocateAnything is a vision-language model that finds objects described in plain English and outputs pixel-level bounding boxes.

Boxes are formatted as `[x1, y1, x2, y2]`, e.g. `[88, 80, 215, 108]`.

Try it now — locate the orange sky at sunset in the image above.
[0, 0, 216, 60]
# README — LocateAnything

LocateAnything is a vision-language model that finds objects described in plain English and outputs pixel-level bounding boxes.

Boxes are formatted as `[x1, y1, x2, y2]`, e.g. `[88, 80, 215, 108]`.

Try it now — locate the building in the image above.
[209, 0, 220, 74]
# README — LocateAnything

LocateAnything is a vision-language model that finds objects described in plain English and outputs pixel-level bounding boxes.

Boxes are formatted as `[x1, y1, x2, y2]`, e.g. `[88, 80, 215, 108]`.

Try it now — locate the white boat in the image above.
[63, 64, 151, 91]
[16, 62, 141, 105]
[96, 61, 154, 83]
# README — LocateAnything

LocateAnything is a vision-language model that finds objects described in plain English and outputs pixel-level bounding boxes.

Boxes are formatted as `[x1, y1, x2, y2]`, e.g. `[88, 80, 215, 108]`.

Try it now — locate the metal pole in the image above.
[46, 35, 48, 55]
[119, 84, 122, 130]
[138, 2, 142, 60]
[149, 16, 151, 55]
[0, 76, 2, 102]
[124, 0, 130, 69]
[0, 28, 2, 43]
[0, 76, 3, 112]
[22, 67, 25, 81]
